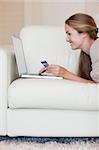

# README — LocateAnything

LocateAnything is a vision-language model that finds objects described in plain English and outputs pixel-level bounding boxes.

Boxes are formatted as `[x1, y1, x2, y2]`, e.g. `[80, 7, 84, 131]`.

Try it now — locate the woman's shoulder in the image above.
[90, 38, 99, 61]
[94, 38, 99, 45]
[90, 38, 99, 82]
[91, 38, 99, 50]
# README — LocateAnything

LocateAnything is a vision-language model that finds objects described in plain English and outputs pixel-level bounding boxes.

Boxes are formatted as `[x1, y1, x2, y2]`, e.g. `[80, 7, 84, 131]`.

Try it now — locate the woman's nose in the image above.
[66, 36, 70, 42]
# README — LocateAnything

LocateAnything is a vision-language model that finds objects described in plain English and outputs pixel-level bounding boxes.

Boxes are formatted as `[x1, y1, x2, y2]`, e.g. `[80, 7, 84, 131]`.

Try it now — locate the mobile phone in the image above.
[41, 61, 49, 67]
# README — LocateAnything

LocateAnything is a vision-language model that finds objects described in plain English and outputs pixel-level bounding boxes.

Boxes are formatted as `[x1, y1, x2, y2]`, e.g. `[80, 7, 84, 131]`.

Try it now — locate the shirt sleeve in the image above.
[90, 38, 99, 82]
[90, 62, 99, 82]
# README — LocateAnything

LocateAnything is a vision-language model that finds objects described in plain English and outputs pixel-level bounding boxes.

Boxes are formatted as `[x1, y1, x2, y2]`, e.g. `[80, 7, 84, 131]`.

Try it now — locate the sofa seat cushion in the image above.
[8, 78, 98, 110]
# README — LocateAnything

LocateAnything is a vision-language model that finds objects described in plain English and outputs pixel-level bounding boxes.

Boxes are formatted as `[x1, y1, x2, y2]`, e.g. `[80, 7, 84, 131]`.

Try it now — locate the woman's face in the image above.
[65, 24, 85, 50]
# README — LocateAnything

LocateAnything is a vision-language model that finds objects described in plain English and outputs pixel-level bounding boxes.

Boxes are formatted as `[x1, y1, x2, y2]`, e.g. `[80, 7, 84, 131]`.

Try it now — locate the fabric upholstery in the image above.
[8, 78, 98, 110]
[7, 109, 98, 137]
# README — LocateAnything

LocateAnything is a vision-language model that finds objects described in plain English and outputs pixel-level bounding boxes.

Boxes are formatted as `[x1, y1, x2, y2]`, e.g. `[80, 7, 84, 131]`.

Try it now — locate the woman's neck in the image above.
[81, 38, 94, 55]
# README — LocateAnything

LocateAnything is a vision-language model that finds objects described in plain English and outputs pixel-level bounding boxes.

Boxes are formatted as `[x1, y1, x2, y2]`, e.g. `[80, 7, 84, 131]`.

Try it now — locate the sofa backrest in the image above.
[20, 26, 81, 74]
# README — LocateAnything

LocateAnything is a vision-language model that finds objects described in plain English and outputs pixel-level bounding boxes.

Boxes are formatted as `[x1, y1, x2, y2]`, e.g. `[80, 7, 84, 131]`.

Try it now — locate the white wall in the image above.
[24, 0, 86, 26]
[24, 0, 99, 27]
[85, 0, 99, 27]
[0, 0, 99, 44]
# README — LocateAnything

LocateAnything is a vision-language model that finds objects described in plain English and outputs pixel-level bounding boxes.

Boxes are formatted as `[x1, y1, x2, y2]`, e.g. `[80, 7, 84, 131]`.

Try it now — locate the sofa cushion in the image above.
[8, 78, 98, 110]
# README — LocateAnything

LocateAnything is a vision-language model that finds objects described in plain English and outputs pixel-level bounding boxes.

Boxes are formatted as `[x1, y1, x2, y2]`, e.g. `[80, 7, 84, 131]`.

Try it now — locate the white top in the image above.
[90, 38, 99, 82]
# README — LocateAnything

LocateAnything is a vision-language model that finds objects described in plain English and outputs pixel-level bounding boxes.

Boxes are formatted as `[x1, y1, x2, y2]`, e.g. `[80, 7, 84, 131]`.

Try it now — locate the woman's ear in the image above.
[81, 32, 88, 38]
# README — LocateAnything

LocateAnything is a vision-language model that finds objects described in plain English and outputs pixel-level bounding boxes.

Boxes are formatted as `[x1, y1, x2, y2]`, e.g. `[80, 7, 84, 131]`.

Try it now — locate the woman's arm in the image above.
[46, 64, 95, 83]
[61, 69, 95, 83]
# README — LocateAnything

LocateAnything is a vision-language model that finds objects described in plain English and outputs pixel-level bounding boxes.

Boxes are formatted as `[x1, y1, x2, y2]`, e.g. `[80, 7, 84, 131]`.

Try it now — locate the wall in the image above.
[85, 0, 99, 26]
[0, 0, 24, 45]
[24, 0, 86, 26]
[0, 0, 99, 44]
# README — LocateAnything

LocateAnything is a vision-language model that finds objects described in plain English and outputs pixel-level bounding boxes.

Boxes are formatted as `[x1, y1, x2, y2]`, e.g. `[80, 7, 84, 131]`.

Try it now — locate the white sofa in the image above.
[0, 26, 99, 137]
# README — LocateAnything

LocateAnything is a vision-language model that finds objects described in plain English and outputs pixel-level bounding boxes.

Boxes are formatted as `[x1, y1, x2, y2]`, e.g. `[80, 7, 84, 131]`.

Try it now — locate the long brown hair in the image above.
[65, 13, 98, 80]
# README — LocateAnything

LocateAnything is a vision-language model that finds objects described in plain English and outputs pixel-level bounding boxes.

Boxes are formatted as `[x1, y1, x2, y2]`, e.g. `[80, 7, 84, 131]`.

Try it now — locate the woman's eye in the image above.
[66, 31, 71, 36]
[68, 33, 71, 35]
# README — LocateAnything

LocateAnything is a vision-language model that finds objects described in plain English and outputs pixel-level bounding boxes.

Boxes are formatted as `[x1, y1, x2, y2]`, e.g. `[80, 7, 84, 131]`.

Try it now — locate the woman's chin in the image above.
[70, 45, 77, 50]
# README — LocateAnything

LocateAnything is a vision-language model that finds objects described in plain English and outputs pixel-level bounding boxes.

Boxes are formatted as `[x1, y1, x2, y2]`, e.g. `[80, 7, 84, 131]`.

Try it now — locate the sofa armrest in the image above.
[0, 45, 18, 135]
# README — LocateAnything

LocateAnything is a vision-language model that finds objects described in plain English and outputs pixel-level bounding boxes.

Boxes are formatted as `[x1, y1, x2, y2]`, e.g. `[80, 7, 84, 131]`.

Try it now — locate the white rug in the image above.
[0, 141, 99, 150]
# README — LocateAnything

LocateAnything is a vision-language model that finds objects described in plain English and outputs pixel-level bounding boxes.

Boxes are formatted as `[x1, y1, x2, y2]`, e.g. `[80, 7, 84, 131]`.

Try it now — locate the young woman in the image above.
[39, 13, 99, 83]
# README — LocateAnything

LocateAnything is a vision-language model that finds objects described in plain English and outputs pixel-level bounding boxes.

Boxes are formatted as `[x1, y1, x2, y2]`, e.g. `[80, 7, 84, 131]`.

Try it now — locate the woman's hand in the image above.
[39, 64, 67, 77]
[39, 67, 47, 75]
[47, 64, 67, 77]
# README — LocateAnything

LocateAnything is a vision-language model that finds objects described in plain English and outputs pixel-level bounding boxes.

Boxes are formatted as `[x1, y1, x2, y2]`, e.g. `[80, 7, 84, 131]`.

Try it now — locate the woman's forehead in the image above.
[65, 24, 73, 31]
